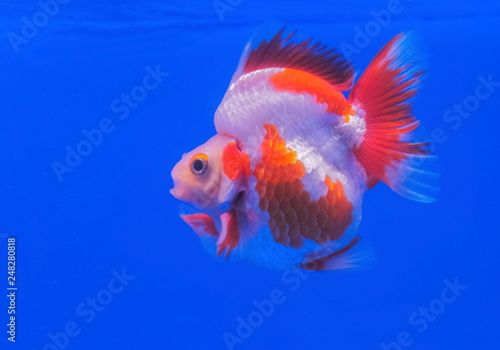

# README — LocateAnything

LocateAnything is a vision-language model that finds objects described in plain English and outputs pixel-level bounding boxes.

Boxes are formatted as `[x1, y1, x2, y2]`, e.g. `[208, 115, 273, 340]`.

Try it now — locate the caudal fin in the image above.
[349, 33, 438, 202]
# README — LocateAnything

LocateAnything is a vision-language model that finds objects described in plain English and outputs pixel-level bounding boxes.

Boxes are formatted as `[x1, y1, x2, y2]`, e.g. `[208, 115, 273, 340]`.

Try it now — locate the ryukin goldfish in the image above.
[170, 25, 437, 270]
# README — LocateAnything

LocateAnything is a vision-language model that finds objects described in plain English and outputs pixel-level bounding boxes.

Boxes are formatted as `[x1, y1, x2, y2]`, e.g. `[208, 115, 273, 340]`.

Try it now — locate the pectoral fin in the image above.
[180, 213, 218, 237]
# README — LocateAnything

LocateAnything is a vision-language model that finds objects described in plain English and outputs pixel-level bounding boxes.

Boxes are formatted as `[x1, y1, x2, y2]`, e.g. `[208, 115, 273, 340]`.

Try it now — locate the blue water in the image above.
[1, 1, 499, 349]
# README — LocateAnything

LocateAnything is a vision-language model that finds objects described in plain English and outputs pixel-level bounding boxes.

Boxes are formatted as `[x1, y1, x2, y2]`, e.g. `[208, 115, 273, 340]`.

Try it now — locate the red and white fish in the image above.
[170, 26, 437, 271]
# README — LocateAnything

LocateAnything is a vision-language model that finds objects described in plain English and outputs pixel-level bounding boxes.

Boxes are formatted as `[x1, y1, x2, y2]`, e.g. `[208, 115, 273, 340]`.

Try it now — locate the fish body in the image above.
[170, 26, 437, 271]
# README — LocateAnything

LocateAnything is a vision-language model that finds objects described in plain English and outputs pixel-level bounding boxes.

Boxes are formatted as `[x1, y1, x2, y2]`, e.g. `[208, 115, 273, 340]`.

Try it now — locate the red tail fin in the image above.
[349, 33, 438, 202]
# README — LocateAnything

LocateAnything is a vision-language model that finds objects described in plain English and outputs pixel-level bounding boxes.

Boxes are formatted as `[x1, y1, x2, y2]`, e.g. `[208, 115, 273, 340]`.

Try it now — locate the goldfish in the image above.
[170, 25, 437, 271]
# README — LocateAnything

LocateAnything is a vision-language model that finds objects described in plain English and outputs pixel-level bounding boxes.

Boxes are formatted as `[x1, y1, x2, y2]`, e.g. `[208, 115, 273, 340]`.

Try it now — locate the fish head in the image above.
[170, 134, 248, 210]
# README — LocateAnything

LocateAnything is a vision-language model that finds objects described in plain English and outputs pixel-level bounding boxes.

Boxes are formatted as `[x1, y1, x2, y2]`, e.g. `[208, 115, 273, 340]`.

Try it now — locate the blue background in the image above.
[1, 1, 499, 349]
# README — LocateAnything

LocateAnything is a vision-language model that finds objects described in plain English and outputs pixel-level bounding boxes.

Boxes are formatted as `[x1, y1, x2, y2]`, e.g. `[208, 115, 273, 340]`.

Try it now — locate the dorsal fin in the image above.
[231, 24, 355, 91]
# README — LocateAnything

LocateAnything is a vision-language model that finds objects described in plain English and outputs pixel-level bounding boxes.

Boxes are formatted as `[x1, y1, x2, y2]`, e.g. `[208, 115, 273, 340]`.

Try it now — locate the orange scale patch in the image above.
[254, 123, 354, 248]
[269, 69, 354, 122]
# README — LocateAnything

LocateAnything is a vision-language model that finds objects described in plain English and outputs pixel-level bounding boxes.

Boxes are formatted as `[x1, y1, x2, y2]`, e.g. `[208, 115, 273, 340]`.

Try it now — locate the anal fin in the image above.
[301, 236, 373, 271]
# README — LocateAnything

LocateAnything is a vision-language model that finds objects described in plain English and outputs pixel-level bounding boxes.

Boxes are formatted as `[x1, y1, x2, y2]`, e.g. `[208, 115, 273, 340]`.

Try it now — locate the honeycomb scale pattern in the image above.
[254, 123, 353, 248]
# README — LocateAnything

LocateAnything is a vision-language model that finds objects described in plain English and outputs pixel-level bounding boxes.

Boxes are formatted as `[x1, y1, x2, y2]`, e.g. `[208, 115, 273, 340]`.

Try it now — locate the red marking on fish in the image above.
[254, 123, 353, 248]
[270, 69, 354, 121]
[222, 141, 251, 181]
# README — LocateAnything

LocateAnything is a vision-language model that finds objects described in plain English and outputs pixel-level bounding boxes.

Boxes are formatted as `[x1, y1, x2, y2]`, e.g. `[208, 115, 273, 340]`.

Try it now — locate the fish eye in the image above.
[190, 154, 208, 176]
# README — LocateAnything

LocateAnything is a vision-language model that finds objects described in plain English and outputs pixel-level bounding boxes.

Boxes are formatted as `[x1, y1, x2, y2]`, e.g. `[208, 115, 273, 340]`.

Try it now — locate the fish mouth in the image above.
[169, 187, 179, 199]
[170, 184, 188, 201]
[170, 172, 189, 201]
